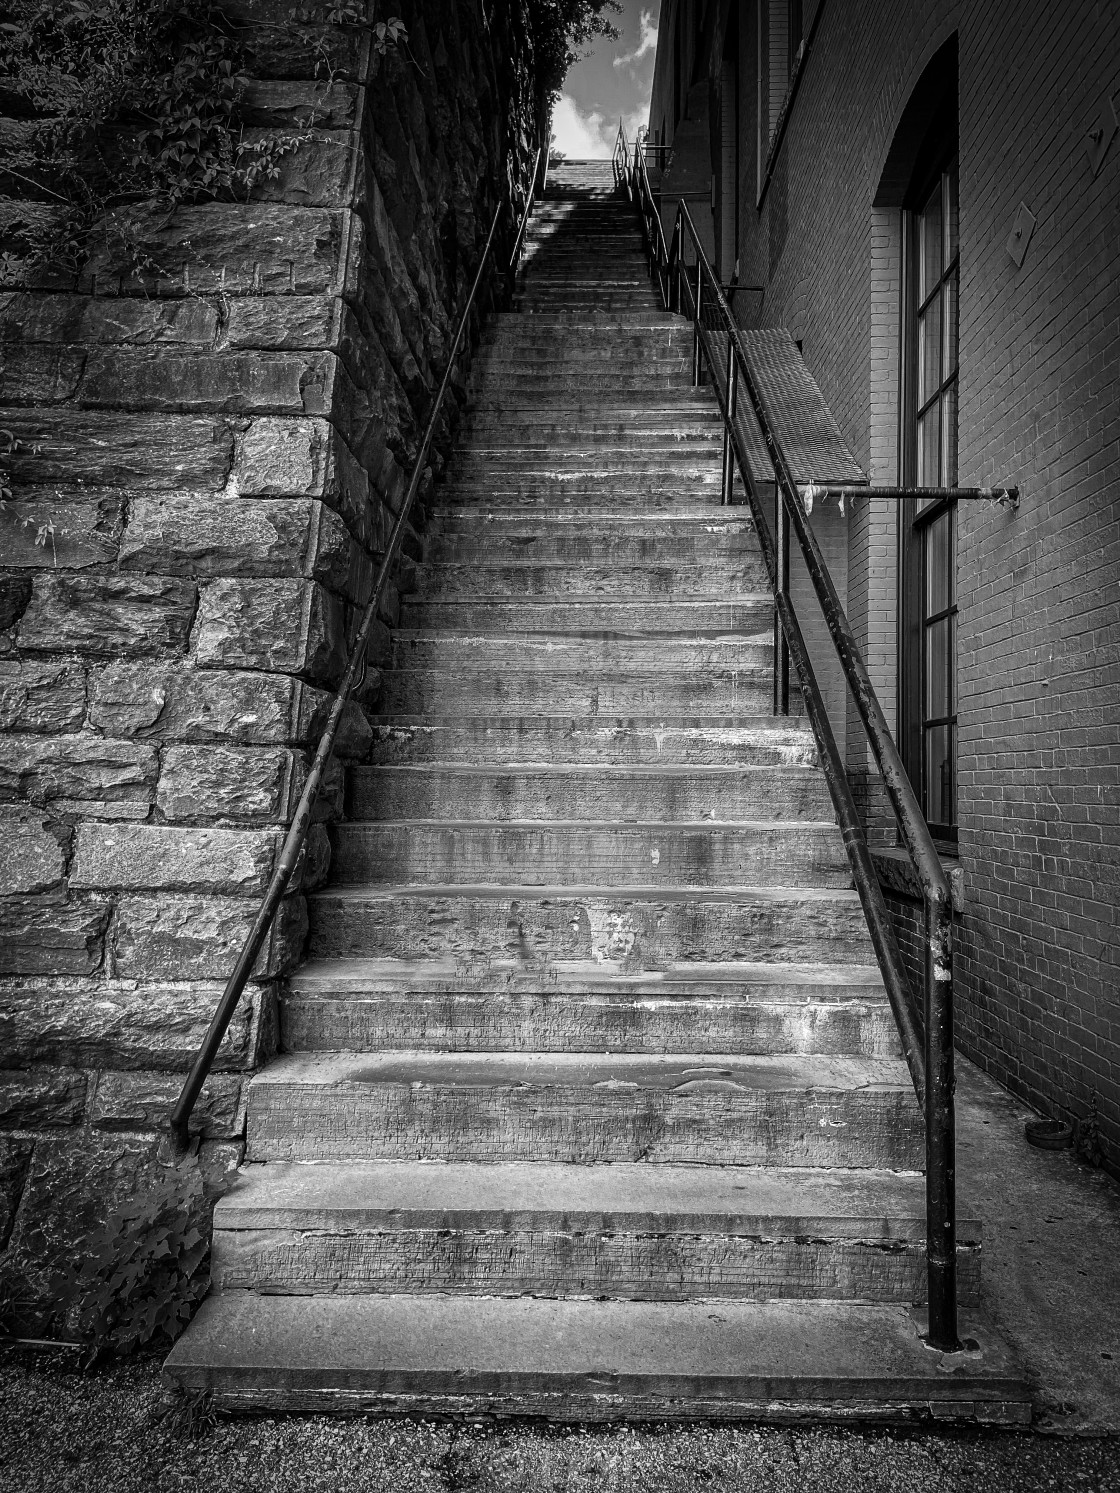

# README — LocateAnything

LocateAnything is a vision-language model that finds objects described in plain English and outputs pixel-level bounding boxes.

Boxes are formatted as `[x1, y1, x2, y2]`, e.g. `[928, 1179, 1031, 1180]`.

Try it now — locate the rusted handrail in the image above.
[626, 154, 996, 1352]
[168, 159, 543, 1156]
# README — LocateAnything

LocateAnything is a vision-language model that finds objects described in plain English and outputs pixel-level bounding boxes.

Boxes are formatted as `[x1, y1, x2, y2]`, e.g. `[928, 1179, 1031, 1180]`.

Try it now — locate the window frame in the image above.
[899, 149, 960, 847]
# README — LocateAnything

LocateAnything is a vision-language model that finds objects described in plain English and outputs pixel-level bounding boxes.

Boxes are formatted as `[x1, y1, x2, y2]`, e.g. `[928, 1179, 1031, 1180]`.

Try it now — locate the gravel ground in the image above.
[2, 1351, 1119, 1493]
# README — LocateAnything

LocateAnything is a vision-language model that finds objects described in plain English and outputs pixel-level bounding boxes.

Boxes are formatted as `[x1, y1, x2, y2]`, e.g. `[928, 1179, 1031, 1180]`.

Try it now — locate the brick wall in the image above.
[0, 0, 538, 1330]
[653, 0, 1120, 1164]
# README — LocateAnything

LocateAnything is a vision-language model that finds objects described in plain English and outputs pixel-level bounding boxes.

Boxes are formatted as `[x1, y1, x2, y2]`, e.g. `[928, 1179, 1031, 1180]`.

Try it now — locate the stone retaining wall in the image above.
[0, 0, 538, 1329]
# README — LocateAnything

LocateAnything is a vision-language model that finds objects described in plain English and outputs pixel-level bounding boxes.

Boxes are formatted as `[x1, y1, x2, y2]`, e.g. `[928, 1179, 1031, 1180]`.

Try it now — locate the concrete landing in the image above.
[164, 1293, 1030, 1424]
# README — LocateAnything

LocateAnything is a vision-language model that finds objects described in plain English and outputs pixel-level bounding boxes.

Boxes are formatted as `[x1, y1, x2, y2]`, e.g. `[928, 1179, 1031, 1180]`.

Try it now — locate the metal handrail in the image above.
[611, 120, 631, 196]
[168, 151, 545, 1156]
[508, 146, 544, 284]
[624, 153, 1018, 1352]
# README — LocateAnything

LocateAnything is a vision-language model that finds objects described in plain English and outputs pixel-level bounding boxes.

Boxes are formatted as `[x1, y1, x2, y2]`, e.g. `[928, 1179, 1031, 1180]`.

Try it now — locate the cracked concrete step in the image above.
[306, 884, 876, 968]
[164, 1293, 1029, 1422]
[410, 559, 770, 597]
[396, 596, 771, 633]
[243, 1052, 923, 1167]
[366, 718, 815, 767]
[209, 1162, 979, 1303]
[327, 820, 851, 890]
[281, 958, 897, 1056]
[377, 665, 778, 717]
[346, 763, 834, 822]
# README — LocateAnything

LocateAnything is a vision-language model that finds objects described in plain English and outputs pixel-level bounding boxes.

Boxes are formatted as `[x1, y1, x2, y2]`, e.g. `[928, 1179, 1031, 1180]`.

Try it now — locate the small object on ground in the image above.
[1025, 1118, 1073, 1150]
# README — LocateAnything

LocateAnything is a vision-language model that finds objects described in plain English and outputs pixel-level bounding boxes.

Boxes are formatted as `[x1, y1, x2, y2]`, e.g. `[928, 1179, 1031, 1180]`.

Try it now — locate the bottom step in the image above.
[165, 1293, 1030, 1424]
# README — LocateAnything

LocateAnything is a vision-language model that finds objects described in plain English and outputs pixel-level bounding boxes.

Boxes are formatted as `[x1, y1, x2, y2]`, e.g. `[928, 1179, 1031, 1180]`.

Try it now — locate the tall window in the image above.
[902, 155, 959, 840]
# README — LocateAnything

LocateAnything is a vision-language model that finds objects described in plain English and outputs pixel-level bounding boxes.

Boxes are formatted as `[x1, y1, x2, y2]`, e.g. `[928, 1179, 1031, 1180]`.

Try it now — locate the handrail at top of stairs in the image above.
[626, 154, 1014, 1354]
[167, 147, 544, 1156]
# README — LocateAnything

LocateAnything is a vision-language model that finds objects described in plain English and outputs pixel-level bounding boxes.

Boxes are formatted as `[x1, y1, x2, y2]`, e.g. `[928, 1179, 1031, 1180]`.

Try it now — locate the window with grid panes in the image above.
[902, 155, 959, 839]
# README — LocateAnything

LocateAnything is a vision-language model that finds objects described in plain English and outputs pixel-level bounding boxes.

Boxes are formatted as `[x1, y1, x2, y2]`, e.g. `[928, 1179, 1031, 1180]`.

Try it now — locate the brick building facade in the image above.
[649, 0, 1119, 1165]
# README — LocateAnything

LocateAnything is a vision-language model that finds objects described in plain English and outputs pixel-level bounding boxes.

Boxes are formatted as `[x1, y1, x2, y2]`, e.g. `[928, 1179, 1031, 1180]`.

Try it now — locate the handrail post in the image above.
[692, 258, 703, 385]
[774, 489, 791, 715]
[925, 888, 959, 1349]
[721, 337, 737, 506]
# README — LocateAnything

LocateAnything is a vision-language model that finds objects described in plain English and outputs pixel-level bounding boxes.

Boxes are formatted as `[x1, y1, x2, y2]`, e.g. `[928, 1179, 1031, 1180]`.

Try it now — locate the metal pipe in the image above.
[692, 259, 702, 385]
[775, 490, 790, 716]
[168, 189, 514, 1155]
[721, 340, 737, 507]
[925, 890, 959, 1350]
[801, 482, 1019, 508]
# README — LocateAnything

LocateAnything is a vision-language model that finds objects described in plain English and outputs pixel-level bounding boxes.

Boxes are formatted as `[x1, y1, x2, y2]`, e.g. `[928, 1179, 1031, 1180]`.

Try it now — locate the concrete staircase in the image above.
[165, 161, 1029, 1422]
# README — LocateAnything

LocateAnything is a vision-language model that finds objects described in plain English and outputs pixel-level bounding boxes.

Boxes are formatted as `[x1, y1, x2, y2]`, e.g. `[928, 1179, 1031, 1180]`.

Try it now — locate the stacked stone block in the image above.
[0, 0, 538, 1325]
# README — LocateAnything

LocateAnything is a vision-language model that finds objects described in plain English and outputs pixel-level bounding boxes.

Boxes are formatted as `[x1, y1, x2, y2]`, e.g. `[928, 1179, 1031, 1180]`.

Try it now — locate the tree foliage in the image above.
[529, 0, 621, 106]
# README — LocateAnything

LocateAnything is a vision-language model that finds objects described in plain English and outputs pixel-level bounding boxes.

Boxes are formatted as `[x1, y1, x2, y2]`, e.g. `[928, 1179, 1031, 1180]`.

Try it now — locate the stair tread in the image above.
[250, 1050, 915, 1093]
[215, 1161, 979, 1236]
[165, 1293, 1028, 1414]
[312, 881, 863, 903]
[288, 956, 885, 992]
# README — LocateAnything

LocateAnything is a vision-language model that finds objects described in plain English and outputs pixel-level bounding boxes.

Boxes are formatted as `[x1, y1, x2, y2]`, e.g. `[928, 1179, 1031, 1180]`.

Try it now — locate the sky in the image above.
[552, 1, 660, 159]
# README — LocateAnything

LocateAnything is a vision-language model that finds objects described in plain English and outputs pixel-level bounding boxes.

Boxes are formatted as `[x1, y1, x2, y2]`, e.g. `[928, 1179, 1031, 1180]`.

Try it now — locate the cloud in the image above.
[613, 8, 658, 70]
[551, 94, 651, 159]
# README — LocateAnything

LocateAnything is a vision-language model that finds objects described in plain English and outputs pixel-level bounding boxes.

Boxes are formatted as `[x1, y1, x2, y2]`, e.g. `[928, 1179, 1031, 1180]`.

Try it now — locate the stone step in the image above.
[423, 520, 760, 563]
[306, 884, 874, 969]
[469, 375, 695, 396]
[244, 1052, 922, 1168]
[164, 1292, 1029, 1422]
[281, 958, 896, 1056]
[439, 478, 724, 507]
[498, 311, 682, 328]
[377, 665, 777, 717]
[366, 718, 816, 767]
[328, 820, 850, 890]
[476, 337, 690, 358]
[386, 633, 773, 675]
[411, 559, 768, 598]
[458, 423, 723, 448]
[396, 596, 770, 633]
[346, 763, 833, 823]
[209, 1162, 980, 1303]
[435, 479, 725, 506]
